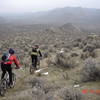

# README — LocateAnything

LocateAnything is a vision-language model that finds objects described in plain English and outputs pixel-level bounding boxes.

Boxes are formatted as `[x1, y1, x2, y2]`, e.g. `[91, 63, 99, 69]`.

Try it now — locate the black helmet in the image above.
[9, 48, 15, 54]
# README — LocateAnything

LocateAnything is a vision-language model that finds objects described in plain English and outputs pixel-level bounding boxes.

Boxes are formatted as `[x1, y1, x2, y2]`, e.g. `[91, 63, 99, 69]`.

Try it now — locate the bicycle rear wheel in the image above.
[0, 88, 5, 96]
[0, 79, 7, 96]
[30, 64, 35, 74]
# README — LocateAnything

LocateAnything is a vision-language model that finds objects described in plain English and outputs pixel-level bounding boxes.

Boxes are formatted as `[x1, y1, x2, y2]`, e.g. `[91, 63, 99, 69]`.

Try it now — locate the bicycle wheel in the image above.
[30, 64, 35, 74]
[0, 87, 5, 96]
[37, 56, 40, 66]
[5, 73, 10, 88]
[12, 73, 16, 87]
[0, 79, 7, 96]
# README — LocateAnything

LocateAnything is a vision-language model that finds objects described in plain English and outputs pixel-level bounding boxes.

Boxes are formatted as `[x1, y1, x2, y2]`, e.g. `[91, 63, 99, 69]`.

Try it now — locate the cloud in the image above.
[0, 0, 99, 13]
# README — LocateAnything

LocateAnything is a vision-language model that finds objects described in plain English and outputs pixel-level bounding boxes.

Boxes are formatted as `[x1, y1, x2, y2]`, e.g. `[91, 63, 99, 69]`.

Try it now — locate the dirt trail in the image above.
[0, 67, 31, 99]
[0, 59, 100, 100]
[0, 59, 49, 100]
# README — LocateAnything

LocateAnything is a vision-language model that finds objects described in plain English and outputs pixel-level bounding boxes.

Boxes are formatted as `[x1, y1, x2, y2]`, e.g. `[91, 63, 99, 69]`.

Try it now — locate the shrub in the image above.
[80, 52, 89, 60]
[32, 87, 45, 100]
[83, 44, 96, 52]
[71, 52, 79, 57]
[54, 53, 77, 68]
[30, 77, 62, 100]
[31, 77, 60, 94]
[45, 92, 55, 100]
[43, 51, 49, 58]
[54, 87, 83, 100]
[80, 51, 97, 60]
[89, 51, 97, 58]
[31, 77, 45, 88]
[81, 58, 100, 82]
[46, 53, 77, 68]
[73, 38, 82, 47]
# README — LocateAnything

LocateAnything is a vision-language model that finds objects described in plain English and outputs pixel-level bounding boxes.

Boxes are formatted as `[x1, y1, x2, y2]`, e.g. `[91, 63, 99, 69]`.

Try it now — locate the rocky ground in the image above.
[0, 24, 100, 100]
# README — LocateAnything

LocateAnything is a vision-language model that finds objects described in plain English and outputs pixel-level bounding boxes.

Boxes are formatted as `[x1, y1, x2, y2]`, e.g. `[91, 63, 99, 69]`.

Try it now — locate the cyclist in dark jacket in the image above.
[31, 45, 42, 70]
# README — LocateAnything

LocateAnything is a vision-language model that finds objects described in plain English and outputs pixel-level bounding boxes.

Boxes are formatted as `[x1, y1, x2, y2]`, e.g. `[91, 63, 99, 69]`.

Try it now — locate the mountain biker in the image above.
[31, 45, 42, 70]
[0, 48, 20, 87]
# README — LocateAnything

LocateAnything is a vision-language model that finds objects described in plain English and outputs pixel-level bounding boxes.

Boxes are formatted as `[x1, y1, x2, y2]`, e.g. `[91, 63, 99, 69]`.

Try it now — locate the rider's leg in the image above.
[1, 62, 6, 79]
[34, 56, 38, 69]
[6, 64, 12, 85]
[31, 55, 34, 66]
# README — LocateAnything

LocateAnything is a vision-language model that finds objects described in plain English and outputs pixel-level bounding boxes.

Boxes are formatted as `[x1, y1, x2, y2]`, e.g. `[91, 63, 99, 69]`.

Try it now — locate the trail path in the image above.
[0, 59, 49, 100]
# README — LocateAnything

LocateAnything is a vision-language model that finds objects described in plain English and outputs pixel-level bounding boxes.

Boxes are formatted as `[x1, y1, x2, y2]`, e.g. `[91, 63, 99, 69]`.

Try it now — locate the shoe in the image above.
[15, 67, 20, 69]
[8, 83, 11, 88]
[34, 67, 38, 70]
[10, 84, 13, 88]
[8, 82, 14, 88]
[9, 84, 14, 88]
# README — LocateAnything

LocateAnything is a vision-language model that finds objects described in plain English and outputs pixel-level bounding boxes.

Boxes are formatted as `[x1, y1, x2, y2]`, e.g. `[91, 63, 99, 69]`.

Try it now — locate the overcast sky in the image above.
[0, 0, 100, 13]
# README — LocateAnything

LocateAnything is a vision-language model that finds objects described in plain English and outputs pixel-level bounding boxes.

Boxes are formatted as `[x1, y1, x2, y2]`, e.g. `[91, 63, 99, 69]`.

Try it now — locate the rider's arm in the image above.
[13, 56, 20, 68]
[38, 50, 42, 57]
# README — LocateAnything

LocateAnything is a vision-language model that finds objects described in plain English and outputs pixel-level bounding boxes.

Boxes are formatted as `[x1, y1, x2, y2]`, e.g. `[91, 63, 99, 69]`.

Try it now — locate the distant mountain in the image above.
[0, 7, 100, 32]
[2, 7, 100, 24]
[7, 7, 100, 32]
[30, 7, 100, 24]
[30, 7, 100, 32]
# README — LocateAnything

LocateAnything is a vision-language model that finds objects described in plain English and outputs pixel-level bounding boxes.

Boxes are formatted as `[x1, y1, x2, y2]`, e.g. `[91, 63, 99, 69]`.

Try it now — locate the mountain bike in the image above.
[0, 72, 16, 96]
[30, 56, 42, 74]
[30, 62, 36, 74]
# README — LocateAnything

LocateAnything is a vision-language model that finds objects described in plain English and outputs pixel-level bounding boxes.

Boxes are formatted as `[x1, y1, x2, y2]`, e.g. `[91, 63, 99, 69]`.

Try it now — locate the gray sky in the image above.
[0, 0, 100, 13]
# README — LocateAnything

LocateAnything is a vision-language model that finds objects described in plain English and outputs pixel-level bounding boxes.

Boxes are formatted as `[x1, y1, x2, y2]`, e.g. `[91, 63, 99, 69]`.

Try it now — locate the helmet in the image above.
[32, 45, 39, 49]
[35, 45, 39, 48]
[32, 46, 36, 48]
[9, 48, 15, 54]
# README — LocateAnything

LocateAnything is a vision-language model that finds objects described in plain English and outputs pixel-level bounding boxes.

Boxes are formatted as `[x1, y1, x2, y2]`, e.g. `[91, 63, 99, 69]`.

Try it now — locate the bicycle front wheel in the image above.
[12, 73, 16, 87]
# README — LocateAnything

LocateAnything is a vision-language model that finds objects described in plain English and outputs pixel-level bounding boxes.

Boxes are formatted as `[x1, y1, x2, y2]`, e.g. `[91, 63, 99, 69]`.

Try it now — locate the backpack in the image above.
[32, 48, 37, 52]
[2, 52, 10, 62]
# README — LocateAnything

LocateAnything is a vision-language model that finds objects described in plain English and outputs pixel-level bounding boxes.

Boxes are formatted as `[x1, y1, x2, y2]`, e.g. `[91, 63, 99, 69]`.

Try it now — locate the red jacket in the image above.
[2, 54, 19, 68]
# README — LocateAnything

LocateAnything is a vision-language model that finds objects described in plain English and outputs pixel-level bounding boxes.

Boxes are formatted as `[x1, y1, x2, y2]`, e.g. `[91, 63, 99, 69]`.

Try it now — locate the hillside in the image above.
[0, 6, 100, 100]
[0, 24, 100, 99]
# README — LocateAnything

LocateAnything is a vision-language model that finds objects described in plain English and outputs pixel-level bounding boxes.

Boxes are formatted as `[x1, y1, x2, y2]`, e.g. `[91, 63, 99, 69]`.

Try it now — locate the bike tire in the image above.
[0, 79, 7, 96]
[30, 66, 34, 74]
[0, 88, 5, 96]
[12, 73, 16, 87]
[30, 66, 32, 74]
[30, 65, 35, 74]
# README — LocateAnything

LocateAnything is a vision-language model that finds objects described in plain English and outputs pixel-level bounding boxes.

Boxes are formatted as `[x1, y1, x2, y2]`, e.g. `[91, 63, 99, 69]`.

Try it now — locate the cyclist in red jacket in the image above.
[1, 48, 20, 87]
